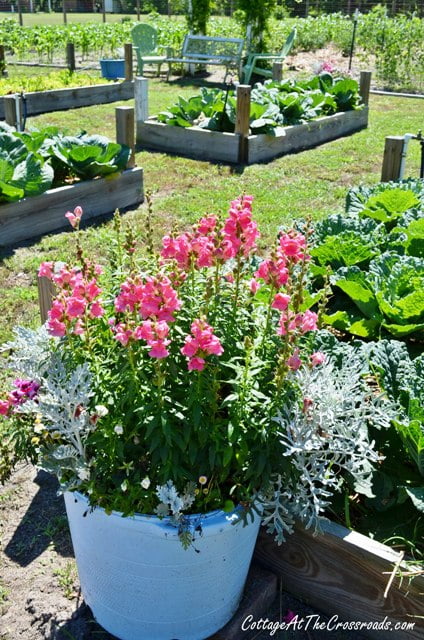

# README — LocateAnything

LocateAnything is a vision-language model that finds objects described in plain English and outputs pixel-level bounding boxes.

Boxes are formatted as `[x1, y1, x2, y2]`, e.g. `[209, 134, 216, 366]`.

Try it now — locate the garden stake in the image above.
[348, 9, 360, 72]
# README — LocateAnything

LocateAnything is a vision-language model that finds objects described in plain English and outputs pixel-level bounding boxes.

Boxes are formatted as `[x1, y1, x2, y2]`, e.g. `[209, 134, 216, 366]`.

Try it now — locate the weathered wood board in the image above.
[248, 107, 369, 163]
[254, 521, 424, 640]
[137, 120, 240, 163]
[0, 81, 134, 119]
[0, 167, 143, 246]
[136, 108, 368, 165]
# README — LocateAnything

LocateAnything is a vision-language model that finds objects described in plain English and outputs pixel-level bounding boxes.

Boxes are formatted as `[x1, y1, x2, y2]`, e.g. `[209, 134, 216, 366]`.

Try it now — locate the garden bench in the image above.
[166, 35, 244, 81]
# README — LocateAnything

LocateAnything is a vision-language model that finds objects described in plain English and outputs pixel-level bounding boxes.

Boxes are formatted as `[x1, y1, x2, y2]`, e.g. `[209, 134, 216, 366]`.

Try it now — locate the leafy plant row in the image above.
[0, 70, 109, 95]
[157, 72, 362, 134]
[0, 123, 130, 203]
[309, 180, 424, 341]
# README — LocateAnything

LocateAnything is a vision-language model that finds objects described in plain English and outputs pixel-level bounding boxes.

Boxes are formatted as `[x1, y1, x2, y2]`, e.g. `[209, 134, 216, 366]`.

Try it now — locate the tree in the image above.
[236, 0, 277, 50]
[186, 0, 212, 34]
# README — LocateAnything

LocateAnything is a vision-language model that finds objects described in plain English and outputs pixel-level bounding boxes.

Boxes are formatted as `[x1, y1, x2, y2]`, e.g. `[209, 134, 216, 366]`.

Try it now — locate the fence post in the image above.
[4, 94, 24, 130]
[272, 62, 283, 83]
[381, 136, 404, 182]
[116, 106, 135, 168]
[124, 43, 133, 83]
[135, 76, 149, 145]
[66, 42, 75, 72]
[37, 277, 55, 325]
[359, 71, 372, 106]
[62, 0, 67, 25]
[0, 45, 7, 77]
[235, 84, 251, 164]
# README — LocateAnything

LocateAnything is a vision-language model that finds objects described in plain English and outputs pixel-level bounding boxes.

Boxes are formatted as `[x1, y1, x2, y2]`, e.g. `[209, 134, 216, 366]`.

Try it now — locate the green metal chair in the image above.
[131, 23, 168, 76]
[242, 27, 296, 84]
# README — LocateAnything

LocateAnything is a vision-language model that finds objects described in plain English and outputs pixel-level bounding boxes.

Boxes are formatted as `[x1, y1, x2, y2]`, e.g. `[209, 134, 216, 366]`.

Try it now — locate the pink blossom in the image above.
[13, 379, 40, 400]
[47, 318, 66, 337]
[188, 356, 206, 371]
[148, 341, 170, 359]
[310, 351, 326, 366]
[255, 257, 288, 288]
[73, 319, 85, 335]
[0, 400, 10, 416]
[38, 261, 54, 279]
[135, 320, 155, 342]
[249, 278, 260, 294]
[222, 195, 259, 259]
[90, 301, 105, 318]
[287, 348, 302, 371]
[66, 297, 86, 318]
[277, 310, 296, 336]
[299, 310, 318, 333]
[272, 293, 290, 311]
[197, 215, 217, 234]
[279, 231, 309, 263]
[114, 324, 133, 346]
[181, 336, 199, 358]
[65, 206, 83, 229]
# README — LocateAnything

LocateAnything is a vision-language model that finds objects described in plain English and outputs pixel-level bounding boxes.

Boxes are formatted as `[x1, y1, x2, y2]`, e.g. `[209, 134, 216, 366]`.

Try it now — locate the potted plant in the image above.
[100, 47, 126, 80]
[0, 196, 393, 640]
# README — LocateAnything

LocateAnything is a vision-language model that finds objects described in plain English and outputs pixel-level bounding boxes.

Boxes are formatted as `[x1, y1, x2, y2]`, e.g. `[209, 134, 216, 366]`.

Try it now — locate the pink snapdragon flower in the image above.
[0, 400, 10, 416]
[279, 231, 308, 263]
[272, 293, 291, 311]
[8, 379, 40, 406]
[287, 348, 302, 371]
[310, 351, 326, 366]
[115, 275, 181, 324]
[65, 205, 83, 229]
[181, 319, 223, 371]
[222, 195, 259, 259]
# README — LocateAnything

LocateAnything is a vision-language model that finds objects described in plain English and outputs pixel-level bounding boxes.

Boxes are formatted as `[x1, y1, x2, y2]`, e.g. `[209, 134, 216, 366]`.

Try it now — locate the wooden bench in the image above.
[166, 35, 244, 81]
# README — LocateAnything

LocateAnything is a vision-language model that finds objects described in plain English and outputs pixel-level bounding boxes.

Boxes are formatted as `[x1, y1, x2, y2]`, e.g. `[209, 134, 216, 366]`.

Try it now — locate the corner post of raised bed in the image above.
[124, 43, 133, 83]
[359, 70, 372, 106]
[381, 136, 404, 182]
[4, 94, 23, 131]
[235, 84, 251, 164]
[135, 77, 149, 145]
[116, 106, 135, 168]
[272, 62, 283, 83]
[37, 277, 55, 324]
[66, 42, 75, 73]
[0, 45, 7, 77]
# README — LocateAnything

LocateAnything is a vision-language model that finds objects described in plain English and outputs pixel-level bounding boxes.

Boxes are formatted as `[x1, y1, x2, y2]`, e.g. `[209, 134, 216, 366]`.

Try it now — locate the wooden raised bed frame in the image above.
[135, 71, 371, 165]
[0, 166, 143, 247]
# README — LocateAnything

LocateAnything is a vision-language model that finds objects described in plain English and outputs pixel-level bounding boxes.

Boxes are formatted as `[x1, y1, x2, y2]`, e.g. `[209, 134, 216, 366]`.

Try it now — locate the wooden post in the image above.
[4, 94, 18, 128]
[17, 0, 23, 26]
[124, 43, 133, 82]
[102, 0, 106, 23]
[37, 276, 55, 324]
[136, 0, 140, 20]
[135, 76, 149, 144]
[235, 84, 251, 164]
[359, 70, 372, 106]
[0, 45, 6, 77]
[62, 0, 67, 25]
[381, 136, 404, 182]
[116, 106, 135, 168]
[66, 42, 75, 72]
[272, 61, 283, 83]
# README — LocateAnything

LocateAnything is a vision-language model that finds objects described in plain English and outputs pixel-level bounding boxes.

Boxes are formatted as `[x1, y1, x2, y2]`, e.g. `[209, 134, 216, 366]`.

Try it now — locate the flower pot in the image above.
[64, 491, 261, 640]
[100, 59, 125, 79]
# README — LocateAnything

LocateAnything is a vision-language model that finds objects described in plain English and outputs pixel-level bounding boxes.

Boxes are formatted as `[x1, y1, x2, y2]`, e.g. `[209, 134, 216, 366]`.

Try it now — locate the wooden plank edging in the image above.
[0, 167, 143, 247]
[136, 108, 368, 165]
[254, 522, 424, 640]
[0, 81, 134, 119]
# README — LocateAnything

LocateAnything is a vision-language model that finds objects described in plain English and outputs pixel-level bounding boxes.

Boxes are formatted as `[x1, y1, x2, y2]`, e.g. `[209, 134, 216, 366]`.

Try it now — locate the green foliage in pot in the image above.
[0, 197, 393, 546]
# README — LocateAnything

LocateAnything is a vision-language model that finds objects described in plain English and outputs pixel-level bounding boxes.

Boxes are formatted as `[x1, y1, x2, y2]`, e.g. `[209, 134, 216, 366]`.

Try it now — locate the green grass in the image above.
[0, 81, 422, 349]
[0, 12, 146, 26]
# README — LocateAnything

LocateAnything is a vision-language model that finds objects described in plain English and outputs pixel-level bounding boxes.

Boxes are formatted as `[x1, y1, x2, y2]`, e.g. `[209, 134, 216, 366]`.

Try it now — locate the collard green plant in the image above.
[157, 73, 362, 135]
[0, 125, 130, 204]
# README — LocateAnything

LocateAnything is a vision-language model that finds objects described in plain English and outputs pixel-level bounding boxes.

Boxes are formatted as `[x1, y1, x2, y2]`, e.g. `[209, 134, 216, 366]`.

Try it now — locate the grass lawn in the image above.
[0, 80, 422, 349]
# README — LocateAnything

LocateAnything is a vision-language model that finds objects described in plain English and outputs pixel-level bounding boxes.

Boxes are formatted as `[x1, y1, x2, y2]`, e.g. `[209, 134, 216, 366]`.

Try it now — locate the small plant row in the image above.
[309, 180, 424, 341]
[0, 70, 110, 95]
[0, 123, 130, 203]
[157, 73, 362, 135]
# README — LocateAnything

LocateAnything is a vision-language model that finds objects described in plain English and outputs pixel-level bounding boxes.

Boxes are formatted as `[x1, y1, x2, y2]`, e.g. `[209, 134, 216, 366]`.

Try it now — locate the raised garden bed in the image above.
[135, 71, 371, 164]
[255, 522, 424, 640]
[137, 108, 369, 164]
[0, 80, 134, 120]
[0, 166, 143, 246]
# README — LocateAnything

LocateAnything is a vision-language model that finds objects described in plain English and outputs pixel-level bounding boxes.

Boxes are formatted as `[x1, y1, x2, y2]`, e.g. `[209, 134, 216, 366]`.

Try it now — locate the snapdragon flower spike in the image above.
[278, 230, 309, 263]
[222, 195, 259, 258]
[114, 275, 181, 323]
[277, 310, 318, 336]
[6, 378, 40, 408]
[65, 205, 83, 229]
[181, 319, 224, 371]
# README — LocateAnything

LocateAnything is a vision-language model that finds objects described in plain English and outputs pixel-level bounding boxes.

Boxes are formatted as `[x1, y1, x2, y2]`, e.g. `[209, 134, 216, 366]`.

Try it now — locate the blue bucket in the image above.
[100, 59, 125, 80]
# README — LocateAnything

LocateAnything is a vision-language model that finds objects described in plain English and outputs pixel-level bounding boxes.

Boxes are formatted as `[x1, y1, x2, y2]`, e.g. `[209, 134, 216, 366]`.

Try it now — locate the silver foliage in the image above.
[262, 356, 395, 544]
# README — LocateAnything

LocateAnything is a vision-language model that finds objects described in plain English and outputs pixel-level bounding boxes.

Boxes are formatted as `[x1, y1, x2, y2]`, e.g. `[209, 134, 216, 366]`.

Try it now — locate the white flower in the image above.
[95, 404, 109, 417]
[114, 424, 123, 435]
[78, 467, 90, 481]
[141, 477, 151, 490]
[121, 480, 128, 492]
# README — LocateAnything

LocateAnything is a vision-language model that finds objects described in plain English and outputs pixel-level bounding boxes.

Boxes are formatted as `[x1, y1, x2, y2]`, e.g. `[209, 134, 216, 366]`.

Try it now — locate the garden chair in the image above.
[131, 23, 169, 77]
[242, 27, 296, 84]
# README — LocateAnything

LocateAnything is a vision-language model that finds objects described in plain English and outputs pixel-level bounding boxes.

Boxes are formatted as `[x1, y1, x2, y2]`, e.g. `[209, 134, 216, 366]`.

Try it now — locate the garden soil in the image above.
[1, 464, 367, 640]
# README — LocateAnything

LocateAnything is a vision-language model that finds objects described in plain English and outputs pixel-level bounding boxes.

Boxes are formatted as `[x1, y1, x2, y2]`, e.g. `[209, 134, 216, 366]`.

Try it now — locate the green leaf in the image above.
[404, 487, 424, 512]
[223, 446, 233, 466]
[11, 153, 53, 197]
[0, 179, 24, 202]
[394, 420, 424, 476]
[332, 267, 379, 318]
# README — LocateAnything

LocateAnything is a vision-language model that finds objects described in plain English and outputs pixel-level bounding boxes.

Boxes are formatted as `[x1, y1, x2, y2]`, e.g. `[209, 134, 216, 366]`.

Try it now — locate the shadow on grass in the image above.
[55, 602, 118, 640]
[4, 469, 74, 566]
